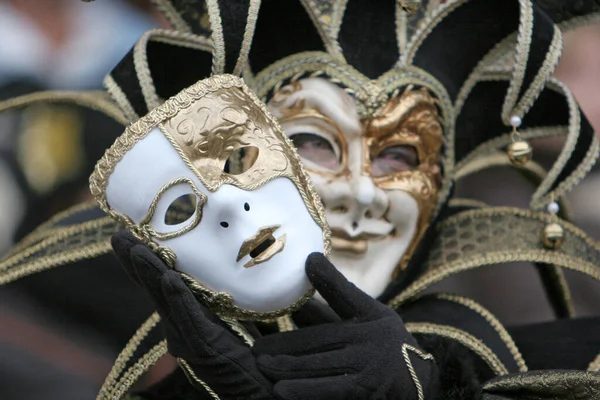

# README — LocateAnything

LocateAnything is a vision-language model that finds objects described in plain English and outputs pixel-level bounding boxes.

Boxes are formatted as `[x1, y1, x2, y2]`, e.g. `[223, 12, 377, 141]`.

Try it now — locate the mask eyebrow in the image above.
[274, 80, 362, 136]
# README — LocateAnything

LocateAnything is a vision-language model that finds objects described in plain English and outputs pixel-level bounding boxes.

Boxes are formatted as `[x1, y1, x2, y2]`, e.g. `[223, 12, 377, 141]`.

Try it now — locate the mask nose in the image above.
[217, 200, 252, 229]
[326, 175, 388, 234]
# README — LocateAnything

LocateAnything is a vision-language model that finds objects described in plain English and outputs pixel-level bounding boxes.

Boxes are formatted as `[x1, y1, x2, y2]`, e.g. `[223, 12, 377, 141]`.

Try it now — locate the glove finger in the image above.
[257, 349, 360, 380]
[160, 270, 243, 357]
[130, 244, 173, 314]
[306, 253, 392, 321]
[111, 231, 144, 283]
[292, 298, 341, 328]
[274, 375, 363, 400]
[252, 323, 352, 356]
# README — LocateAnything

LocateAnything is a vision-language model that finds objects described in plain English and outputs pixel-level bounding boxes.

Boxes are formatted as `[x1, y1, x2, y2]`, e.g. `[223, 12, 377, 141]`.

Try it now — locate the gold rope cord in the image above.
[0, 216, 119, 285]
[0, 91, 128, 125]
[97, 313, 164, 400]
[388, 207, 600, 308]
[406, 322, 509, 376]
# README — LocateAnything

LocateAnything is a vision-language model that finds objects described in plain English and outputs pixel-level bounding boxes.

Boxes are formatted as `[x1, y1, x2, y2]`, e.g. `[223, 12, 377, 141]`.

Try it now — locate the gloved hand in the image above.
[111, 231, 275, 400]
[253, 253, 440, 400]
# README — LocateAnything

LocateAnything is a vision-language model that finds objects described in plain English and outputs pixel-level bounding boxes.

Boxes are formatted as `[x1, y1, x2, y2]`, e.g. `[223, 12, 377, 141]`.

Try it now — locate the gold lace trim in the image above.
[388, 207, 600, 307]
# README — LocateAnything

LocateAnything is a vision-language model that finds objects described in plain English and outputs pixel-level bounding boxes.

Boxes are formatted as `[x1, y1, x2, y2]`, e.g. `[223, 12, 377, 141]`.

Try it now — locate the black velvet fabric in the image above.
[109, 39, 213, 118]
[535, 0, 600, 24]
[218, 0, 251, 73]
[248, 0, 325, 73]
[146, 41, 213, 100]
[412, 0, 520, 101]
[517, 6, 556, 100]
[508, 317, 600, 370]
[454, 80, 574, 164]
[400, 295, 521, 374]
[549, 111, 595, 192]
[416, 335, 486, 400]
[338, 0, 398, 79]
[110, 48, 147, 117]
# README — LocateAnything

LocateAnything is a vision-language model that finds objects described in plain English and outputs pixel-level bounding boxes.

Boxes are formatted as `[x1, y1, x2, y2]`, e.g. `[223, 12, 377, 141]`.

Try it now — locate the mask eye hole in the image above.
[164, 193, 197, 225]
[289, 133, 340, 170]
[371, 145, 419, 177]
[224, 146, 259, 174]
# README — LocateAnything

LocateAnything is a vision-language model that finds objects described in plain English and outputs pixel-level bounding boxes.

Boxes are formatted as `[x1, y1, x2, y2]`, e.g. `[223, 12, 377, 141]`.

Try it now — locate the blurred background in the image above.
[0, 0, 598, 399]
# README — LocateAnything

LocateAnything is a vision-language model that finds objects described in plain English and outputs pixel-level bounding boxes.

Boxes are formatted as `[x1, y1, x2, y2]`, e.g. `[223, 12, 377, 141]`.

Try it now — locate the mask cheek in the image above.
[385, 190, 420, 234]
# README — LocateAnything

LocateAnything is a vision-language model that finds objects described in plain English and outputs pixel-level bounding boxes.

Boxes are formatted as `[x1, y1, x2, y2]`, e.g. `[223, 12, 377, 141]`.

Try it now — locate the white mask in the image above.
[90, 75, 330, 320]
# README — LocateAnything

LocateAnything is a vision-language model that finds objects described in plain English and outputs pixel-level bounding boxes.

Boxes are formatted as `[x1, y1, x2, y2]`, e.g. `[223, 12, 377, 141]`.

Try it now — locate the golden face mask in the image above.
[90, 75, 330, 320]
[267, 79, 443, 292]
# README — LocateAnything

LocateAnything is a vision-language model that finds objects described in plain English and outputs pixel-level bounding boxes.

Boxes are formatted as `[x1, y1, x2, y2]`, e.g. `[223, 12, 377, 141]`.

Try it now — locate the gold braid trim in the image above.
[0, 91, 128, 125]
[232, 0, 261, 75]
[558, 12, 600, 33]
[433, 294, 527, 372]
[178, 359, 220, 399]
[0, 217, 118, 285]
[406, 322, 509, 376]
[97, 313, 162, 400]
[401, 343, 435, 400]
[388, 207, 600, 307]
[149, 0, 193, 33]
[206, 0, 225, 75]
[6, 201, 99, 255]
[401, 0, 468, 66]
[509, 26, 562, 121]
[109, 341, 168, 400]
[500, 0, 533, 124]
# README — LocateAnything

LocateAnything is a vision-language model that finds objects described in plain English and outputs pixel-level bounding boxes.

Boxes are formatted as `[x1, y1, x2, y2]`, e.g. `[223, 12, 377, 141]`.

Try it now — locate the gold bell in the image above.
[542, 222, 564, 249]
[507, 140, 532, 167]
[398, 0, 421, 13]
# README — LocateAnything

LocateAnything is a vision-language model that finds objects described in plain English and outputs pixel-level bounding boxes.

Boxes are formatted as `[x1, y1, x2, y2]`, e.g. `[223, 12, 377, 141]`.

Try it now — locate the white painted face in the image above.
[96, 76, 329, 319]
[268, 78, 442, 298]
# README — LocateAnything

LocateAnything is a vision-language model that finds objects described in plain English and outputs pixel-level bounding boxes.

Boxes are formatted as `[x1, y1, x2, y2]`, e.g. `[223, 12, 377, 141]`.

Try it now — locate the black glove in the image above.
[253, 253, 440, 400]
[112, 231, 275, 400]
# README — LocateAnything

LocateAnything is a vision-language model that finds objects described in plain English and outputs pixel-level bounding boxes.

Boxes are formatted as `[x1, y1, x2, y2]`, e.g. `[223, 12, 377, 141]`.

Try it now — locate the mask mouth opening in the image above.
[250, 235, 276, 258]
